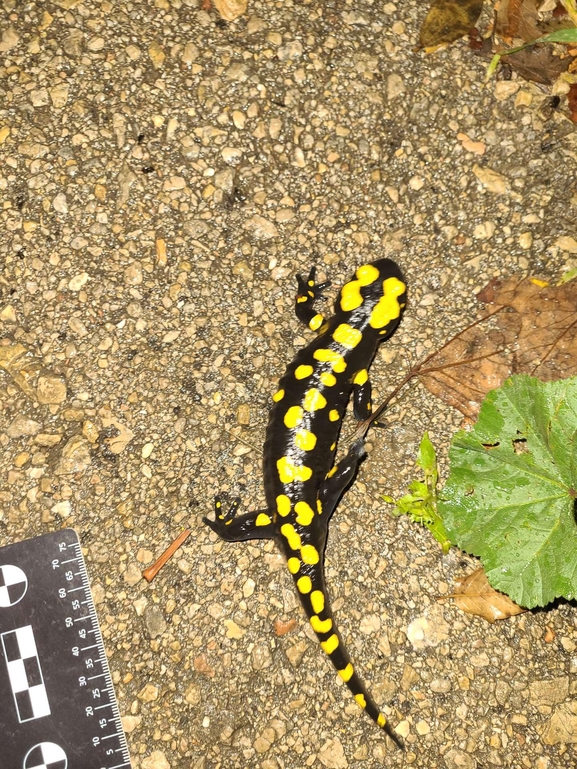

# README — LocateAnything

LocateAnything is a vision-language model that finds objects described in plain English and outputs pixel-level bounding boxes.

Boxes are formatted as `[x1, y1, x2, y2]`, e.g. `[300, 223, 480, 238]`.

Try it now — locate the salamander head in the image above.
[337, 259, 407, 335]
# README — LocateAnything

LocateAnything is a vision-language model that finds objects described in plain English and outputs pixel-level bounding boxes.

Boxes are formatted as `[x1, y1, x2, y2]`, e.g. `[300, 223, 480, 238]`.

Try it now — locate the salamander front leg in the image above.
[318, 438, 367, 518]
[203, 496, 275, 542]
[295, 266, 331, 332]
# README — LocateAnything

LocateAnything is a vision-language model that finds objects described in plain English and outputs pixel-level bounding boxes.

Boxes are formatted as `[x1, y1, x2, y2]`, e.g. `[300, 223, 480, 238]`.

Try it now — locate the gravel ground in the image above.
[1, 1, 577, 767]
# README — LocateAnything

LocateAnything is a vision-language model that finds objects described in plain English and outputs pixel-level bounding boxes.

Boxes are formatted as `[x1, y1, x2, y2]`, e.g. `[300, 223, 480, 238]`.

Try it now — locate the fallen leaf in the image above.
[440, 376, 577, 608]
[467, 26, 486, 50]
[506, 45, 570, 84]
[419, 275, 577, 418]
[449, 568, 526, 622]
[496, 0, 540, 42]
[419, 0, 484, 49]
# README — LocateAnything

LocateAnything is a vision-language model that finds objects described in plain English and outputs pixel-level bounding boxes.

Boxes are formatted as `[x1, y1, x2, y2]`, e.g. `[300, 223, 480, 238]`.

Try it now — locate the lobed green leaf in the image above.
[439, 375, 577, 608]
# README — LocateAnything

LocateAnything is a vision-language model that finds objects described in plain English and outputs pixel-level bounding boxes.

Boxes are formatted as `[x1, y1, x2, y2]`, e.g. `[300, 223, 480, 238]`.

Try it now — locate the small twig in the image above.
[530, 317, 577, 374]
[142, 529, 192, 582]
[418, 347, 507, 376]
[355, 306, 507, 441]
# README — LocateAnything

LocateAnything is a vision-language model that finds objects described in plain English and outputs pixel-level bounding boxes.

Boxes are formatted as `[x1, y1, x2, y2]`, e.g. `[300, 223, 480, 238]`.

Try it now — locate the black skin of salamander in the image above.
[203, 258, 406, 747]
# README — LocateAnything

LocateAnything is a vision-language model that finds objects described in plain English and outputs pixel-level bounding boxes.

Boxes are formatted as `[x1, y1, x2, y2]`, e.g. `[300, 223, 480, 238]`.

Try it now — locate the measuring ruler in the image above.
[0, 529, 132, 769]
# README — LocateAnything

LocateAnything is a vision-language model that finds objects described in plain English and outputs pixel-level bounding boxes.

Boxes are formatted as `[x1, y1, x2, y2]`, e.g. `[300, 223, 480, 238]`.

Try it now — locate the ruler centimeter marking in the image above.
[0, 529, 132, 769]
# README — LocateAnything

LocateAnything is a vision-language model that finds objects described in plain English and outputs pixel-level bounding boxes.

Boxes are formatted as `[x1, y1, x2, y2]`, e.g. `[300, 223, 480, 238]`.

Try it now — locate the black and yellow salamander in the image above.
[204, 258, 406, 745]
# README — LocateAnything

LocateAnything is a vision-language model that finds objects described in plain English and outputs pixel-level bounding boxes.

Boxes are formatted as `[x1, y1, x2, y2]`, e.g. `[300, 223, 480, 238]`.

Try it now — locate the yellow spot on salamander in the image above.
[369, 276, 405, 329]
[353, 369, 368, 386]
[357, 263, 380, 284]
[284, 406, 304, 429]
[329, 409, 340, 422]
[310, 615, 333, 634]
[294, 429, 317, 452]
[295, 364, 314, 379]
[280, 523, 302, 551]
[309, 313, 324, 331]
[326, 465, 337, 478]
[355, 693, 367, 709]
[338, 663, 354, 682]
[276, 494, 291, 517]
[313, 348, 347, 373]
[310, 590, 325, 614]
[317, 499, 323, 514]
[303, 388, 327, 412]
[287, 557, 300, 574]
[294, 501, 315, 525]
[296, 575, 312, 593]
[272, 388, 285, 402]
[301, 544, 320, 565]
[320, 371, 337, 387]
[377, 713, 387, 728]
[321, 634, 339, 654]
[340, 263, 380, 311]
[255, 513, 272, 526]
[330, 442, 336, 451]
[340, 280, 363, 312]
[297, 295, 308, 303]
[333, 323, 362, 350]
[277, 456, 312, 483]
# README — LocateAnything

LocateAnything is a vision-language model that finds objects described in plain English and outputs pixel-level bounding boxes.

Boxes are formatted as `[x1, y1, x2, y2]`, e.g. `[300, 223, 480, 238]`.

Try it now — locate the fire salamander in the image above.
[204, 259, 406, 745]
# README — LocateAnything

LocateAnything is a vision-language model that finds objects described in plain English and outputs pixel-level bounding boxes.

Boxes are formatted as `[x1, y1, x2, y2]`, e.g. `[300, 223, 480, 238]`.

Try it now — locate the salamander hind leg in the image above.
[295, 266, 331, 331]
[203, 496, 275, 542]
[352, 371, 372, 421]
[319, 438, 367, 518]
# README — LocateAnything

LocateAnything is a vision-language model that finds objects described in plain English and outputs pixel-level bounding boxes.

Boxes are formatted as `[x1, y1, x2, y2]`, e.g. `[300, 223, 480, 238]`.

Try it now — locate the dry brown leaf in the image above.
[506, 45, 570, 84]
[419, 275, 577, 418]
[419, 0, 484, 49]
[450, 568, 526, 622]
[496, 0, 541, 42]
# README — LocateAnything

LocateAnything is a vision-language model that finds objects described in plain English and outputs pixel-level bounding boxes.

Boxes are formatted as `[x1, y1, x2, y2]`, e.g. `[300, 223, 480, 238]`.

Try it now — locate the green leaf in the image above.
[439, 375, 577, 608]
[536, 28, 577, 44]
[384, 432, 452, 553]
[558, 268, 577, 285]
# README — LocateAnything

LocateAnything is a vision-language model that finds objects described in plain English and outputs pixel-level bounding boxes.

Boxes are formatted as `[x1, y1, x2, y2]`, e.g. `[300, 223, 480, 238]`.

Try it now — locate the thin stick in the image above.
[355, 305, 507, 441]
[142, 529, 192, 582]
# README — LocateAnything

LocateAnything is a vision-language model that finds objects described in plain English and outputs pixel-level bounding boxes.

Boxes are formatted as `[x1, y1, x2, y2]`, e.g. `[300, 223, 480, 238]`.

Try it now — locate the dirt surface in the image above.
[1, 1, 577, 768]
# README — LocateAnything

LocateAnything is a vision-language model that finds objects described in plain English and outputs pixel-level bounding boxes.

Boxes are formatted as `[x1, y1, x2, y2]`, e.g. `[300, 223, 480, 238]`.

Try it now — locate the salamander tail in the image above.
[345, 667, 404, 749]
